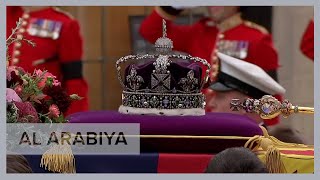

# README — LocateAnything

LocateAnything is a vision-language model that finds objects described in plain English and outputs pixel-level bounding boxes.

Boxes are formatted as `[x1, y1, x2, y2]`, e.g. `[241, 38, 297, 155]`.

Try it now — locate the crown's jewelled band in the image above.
[116, 54, 211, 90]
[122, 91, 206, 109]
[230, 95, 314, 119]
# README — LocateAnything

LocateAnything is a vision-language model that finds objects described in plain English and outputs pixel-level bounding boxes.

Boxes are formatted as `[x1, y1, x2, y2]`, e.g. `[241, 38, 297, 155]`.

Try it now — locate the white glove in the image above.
[171, 6, 197, 10]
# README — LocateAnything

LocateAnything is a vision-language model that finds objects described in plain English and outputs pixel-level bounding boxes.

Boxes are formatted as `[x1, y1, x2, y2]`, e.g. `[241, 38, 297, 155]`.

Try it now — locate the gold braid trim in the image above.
[40, 144, 76, 173]
[52, 7, 75, 20]
[244, 20, 269, 35]
[244, 126, 313, 173]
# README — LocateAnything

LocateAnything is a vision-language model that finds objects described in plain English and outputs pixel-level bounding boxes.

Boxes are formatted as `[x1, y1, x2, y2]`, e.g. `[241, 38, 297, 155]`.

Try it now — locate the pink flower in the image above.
[37, 71, 57, 89]
[6, 88, 22, 103]
[14, 85, 23, 95]
[34, 69, 44, 76]
[13, 101, 40, 123]
[49, 104, 60, 118]
[6, 66, 18, 81]
[52, 79, 61, 86]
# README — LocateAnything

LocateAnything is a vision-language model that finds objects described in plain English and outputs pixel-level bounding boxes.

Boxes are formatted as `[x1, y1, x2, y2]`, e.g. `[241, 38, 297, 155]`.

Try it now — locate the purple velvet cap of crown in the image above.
[124, 58, 203, 92]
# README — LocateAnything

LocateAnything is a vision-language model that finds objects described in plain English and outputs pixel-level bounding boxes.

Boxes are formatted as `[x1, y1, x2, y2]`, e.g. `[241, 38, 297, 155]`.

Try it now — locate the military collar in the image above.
[206, 13, 243, 32]
[22, 7, 52, 15]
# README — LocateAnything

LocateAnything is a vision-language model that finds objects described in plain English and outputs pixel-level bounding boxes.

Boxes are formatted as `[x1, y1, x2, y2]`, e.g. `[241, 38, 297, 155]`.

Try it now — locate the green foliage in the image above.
[6, 103, 18, 123]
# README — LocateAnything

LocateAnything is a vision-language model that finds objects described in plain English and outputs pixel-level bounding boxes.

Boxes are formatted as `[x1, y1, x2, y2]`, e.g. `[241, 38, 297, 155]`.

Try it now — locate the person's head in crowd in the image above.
[7, 155, 33, 173]
[207, 6, 248, 23]
[208, 52, 286, 124]
[269, 125, 306, 144]
[205, 147, 268, 173]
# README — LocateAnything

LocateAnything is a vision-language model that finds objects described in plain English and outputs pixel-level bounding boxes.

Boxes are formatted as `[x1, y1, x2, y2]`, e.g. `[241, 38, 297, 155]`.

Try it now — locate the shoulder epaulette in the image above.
[244, 20, 269, 34]
[52, 7, 75, 20]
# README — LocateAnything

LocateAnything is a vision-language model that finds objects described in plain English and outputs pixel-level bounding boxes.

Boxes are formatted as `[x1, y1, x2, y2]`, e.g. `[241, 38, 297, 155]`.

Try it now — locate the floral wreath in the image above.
[6, 18, 81, 124]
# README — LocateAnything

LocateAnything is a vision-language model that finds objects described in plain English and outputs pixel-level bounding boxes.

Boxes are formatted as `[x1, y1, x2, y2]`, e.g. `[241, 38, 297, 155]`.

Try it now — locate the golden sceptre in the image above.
[230, 95, 314, 119]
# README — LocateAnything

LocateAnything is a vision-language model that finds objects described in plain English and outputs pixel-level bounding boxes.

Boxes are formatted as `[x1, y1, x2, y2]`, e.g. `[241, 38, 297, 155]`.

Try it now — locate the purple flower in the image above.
[6, 88, 22, 103]
[13, 101, 40, 123]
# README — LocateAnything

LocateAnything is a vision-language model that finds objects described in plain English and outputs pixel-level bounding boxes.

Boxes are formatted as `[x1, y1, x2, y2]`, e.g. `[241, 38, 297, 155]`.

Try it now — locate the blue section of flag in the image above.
[24, 154, 159, 173]
[24, 155, 49, 173]
[76, 154, 159, 173]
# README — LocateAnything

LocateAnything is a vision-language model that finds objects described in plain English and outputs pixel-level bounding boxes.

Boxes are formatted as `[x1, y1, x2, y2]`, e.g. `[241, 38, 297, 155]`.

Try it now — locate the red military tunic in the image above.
[300, 19, 314, 61]
[7, 6, 89, 116]
[139, 7, 280, 125]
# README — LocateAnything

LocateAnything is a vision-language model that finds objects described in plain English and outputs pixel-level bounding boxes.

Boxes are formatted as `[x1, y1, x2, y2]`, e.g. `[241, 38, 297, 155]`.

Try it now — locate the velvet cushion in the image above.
[67, 111, 262, 153]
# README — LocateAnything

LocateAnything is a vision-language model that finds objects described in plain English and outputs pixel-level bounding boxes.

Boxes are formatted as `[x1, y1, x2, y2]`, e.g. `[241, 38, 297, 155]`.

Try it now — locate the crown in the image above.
[116, 20, 211, 116]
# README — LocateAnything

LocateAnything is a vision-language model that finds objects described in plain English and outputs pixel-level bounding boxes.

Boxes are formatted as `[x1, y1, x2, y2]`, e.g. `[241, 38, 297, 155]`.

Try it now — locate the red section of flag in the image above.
[157, 153, 213, 173]
[280, 150, 314, 156]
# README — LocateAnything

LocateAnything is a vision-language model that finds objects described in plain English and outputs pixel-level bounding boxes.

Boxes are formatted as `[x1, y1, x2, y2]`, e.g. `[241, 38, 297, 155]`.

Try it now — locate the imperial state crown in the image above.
[116, 19, 211, 116]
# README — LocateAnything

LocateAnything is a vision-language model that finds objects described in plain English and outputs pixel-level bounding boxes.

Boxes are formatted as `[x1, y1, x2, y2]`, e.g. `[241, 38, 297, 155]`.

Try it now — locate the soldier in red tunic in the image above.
[139, 6, 280, 126]
[300, 19, 314, 61]
[7, 6, 89, 116]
